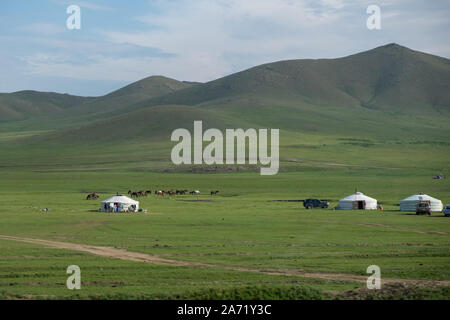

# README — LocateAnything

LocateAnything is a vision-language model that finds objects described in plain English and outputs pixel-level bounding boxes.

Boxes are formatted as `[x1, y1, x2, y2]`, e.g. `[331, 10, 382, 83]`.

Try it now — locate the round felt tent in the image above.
[399, 194, 443, 212]
[337, 192, 377, 210]
[100, 195, 139, 213]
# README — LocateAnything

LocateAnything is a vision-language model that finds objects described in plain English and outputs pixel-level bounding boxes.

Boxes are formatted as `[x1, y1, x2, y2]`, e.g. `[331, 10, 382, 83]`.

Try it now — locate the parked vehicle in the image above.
[303, 199, 329, 209]
[443, 205, 450, 216]
[416, 201, 431, 215]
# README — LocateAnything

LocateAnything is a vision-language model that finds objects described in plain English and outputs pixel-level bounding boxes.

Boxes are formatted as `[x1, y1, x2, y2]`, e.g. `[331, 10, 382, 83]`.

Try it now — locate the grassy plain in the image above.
[0, 161, 449, 299]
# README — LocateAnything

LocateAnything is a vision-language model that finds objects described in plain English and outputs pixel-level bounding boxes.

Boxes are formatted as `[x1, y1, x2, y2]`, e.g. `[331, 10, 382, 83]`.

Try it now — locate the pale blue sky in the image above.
[0, 0, 449, 96]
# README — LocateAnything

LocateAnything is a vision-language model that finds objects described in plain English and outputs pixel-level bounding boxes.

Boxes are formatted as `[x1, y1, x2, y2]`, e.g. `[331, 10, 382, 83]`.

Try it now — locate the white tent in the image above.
[399, 194, 443, 212]
[100, 195, 139, 213]
[337, 192, 378, 210]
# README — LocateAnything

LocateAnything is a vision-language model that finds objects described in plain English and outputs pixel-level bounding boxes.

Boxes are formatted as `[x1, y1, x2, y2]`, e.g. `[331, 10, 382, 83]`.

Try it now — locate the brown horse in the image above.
[86, 193, 99, 200]
[210, 190, 219, 195]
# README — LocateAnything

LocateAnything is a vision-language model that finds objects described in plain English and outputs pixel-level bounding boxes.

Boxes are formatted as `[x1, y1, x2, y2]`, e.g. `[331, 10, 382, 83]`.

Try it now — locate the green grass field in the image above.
[0, 163, 449, 299]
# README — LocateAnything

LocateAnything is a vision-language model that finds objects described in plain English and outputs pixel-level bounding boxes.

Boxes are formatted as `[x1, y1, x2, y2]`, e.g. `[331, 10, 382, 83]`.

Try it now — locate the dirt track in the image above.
[1, 234, 449, 288]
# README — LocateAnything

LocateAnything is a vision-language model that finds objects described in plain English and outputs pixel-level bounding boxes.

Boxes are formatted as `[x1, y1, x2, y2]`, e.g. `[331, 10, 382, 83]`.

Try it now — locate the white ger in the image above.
[399, 194, 443, 212]
[100, 195, 139, 213]
[337, 192, 378, 210]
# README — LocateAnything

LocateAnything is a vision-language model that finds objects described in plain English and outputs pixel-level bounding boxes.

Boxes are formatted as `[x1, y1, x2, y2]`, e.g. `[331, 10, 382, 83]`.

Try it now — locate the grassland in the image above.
[0, 163, 449, 299]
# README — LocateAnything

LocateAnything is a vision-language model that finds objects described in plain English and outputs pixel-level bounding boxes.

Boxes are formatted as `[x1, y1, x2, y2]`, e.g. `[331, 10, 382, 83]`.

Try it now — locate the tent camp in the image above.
[100, 195, 139, 213]
[337, 192, 378, 210]
[399, 194, 443, 212]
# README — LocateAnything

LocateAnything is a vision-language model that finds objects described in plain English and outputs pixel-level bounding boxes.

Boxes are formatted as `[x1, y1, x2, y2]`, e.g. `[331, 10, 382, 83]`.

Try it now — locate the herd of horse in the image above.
[86, 189, 219, 200]
[127, 189, 220, 197]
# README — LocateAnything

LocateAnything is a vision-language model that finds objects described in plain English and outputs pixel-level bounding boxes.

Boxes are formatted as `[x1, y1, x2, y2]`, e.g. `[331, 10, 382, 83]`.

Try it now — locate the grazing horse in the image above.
[210, 190, 219, 195]
[86, 193, 99, 200]
[190, 190, 200, 195]
[157, 190, 164, 196]
[145, 190, 152, 196]
[128, 190, 146, 197]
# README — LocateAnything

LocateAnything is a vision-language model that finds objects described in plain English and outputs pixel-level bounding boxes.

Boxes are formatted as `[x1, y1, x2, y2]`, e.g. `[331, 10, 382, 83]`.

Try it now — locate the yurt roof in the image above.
[340, 192, 377, 202]
[101, 195, 138, 204]
[400, 194, 441, 202]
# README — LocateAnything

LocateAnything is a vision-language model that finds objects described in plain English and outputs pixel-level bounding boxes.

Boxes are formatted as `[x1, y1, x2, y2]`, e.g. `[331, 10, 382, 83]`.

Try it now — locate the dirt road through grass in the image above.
[1, 234, 449, 289]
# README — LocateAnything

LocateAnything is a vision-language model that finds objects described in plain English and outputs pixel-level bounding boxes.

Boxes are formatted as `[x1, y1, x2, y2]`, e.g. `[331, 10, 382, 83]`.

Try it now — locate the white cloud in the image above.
[320, 0, 345, 10]
[21, 52, 229, 82]
[18, 23, 65, 35]
[99, 0, 347, 82]
[51, 0, 114, 11]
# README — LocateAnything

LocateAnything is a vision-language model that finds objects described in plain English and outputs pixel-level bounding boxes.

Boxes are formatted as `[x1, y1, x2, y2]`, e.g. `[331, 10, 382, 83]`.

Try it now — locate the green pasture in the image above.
[0, 166, 449, 299]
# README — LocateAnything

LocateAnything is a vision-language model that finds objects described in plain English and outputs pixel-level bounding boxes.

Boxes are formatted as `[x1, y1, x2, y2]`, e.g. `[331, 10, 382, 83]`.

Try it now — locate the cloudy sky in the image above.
[0, 0, 449, 96]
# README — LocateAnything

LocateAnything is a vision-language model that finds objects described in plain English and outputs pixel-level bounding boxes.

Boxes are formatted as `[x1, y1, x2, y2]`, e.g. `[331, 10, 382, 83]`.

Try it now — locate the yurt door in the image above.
[358, 201, 366, 209]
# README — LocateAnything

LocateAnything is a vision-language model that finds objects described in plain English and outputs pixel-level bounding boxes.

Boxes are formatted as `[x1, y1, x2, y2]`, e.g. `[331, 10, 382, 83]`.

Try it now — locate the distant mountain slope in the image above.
[0, 76, 198, 129]
[107, 76, 195, 99]
[2, 44, 449, 172]
[39, 76, 199, 123]
[35, 105, 244, 143]
[0, 91, 91, 121]
[2, 44, 449, 143]
[120, 44, 449, 118]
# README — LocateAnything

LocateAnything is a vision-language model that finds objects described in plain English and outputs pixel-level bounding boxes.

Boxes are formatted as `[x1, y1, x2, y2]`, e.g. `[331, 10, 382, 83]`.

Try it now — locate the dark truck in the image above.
[303, 199, 329, 209]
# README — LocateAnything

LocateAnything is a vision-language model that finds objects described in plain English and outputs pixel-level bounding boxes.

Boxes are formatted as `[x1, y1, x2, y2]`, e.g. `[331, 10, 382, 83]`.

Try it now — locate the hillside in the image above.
[3, 44, 450, 130]
[121, 44, 450, 118]
[0, 76, 198, 131]
[0, 43, 449, 172]
[61, 75, 197, 118]
[35, 105, 244, 143]
[0, 91, 91, 122]
[19, 43, 447, 145]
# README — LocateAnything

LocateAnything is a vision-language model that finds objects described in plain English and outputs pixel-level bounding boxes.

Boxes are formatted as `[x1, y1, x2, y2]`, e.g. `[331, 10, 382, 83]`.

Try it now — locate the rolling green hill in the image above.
[122, 43, 450, 116]
[25, 44, 449, 144]
[0, 76, 197, 132]
[0, 43, 449, 170]
[0, 91, 92, 122]
[61, 75, 197, 118]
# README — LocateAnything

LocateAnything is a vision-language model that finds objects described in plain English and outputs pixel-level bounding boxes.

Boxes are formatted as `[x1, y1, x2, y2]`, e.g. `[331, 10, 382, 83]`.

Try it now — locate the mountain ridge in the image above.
[1, 43, 449, 144]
